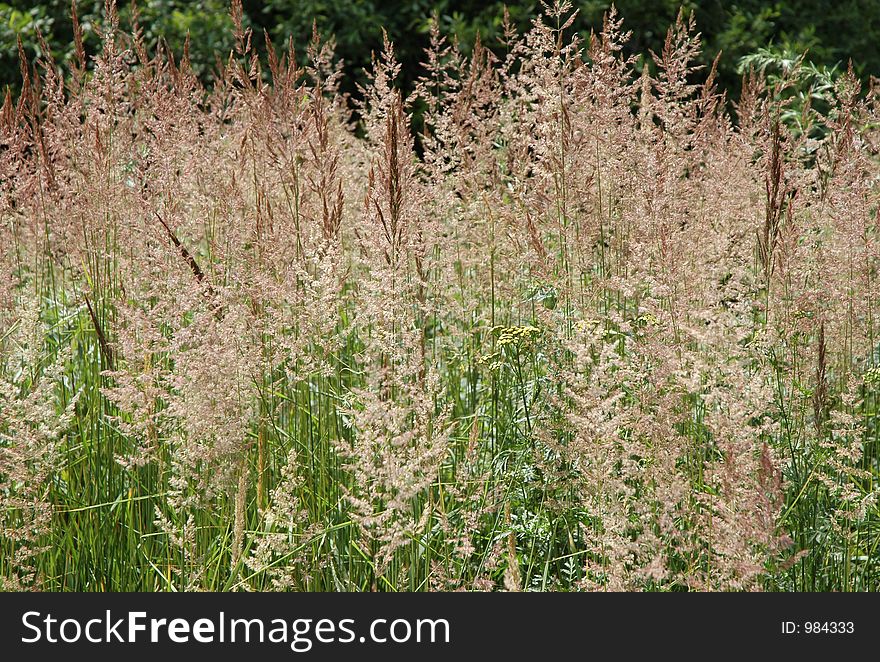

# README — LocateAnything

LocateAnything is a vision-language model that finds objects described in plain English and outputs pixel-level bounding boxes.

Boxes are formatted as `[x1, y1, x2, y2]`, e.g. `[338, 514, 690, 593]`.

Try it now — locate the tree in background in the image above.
[2, 1, 879, 107]
[1, 1, 234, 89]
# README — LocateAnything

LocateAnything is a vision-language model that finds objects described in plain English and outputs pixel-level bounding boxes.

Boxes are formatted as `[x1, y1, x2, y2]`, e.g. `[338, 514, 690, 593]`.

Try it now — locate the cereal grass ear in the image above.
[71, 0, 87, 74]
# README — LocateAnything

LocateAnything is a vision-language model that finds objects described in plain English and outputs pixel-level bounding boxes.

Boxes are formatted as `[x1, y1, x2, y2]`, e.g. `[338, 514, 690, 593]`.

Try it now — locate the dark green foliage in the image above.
[1, 1, 235, 89]
[2, 1, 879, 101]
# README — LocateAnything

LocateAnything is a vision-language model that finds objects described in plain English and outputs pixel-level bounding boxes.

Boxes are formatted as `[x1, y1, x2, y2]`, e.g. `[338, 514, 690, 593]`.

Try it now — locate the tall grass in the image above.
[1, 0, 878, 591]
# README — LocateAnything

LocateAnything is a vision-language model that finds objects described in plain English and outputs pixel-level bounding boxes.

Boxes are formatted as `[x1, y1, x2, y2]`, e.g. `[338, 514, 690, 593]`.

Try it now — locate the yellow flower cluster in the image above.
[497, 325, 542, 348]
[575, 319, 601, 334]
[635, 313, 661, 328]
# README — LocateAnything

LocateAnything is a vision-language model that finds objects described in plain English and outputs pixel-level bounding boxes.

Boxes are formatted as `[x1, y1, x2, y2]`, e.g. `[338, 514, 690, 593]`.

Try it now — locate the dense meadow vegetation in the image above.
[1, 0, 879, 591]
